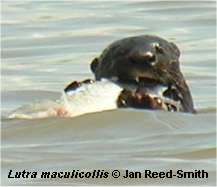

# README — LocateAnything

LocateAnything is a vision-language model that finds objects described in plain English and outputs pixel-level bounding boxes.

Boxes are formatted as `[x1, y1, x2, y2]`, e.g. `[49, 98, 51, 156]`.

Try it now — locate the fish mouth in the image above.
[117, 75, 182, 112]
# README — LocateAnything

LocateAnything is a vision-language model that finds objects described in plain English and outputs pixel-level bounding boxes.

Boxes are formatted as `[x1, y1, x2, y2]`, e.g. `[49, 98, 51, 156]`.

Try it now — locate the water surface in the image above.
[1, 1, 216, 185]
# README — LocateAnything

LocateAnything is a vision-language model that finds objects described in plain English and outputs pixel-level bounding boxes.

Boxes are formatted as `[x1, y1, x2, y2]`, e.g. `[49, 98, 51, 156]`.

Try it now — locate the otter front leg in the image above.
[117, 89, 166, 110]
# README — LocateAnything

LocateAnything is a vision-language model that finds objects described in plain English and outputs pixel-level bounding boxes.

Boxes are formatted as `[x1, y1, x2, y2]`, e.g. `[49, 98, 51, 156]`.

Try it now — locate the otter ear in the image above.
[170, 42, 180, 58]
[90, 57, 99, 73]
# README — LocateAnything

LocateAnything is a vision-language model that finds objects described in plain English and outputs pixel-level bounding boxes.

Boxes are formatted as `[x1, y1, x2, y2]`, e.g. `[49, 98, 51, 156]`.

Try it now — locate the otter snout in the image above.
[130, 51, 157, 67]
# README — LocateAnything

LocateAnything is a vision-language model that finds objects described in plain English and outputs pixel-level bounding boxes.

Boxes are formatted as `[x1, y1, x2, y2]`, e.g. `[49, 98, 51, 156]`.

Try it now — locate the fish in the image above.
[8, 79, 182, 119]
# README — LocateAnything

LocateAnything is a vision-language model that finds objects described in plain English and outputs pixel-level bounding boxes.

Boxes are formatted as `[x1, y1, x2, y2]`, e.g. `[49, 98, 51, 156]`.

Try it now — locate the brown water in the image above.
[1, 1, 216, 185]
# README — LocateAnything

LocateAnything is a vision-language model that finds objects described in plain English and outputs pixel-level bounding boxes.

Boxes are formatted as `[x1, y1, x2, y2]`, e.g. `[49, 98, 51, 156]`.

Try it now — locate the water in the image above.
[1, 1, 216, 185]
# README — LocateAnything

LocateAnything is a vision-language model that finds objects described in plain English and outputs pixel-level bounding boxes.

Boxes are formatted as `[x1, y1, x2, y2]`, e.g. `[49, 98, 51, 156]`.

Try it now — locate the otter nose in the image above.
[129, 51, 157, 66]
[141, 51, 156, 66]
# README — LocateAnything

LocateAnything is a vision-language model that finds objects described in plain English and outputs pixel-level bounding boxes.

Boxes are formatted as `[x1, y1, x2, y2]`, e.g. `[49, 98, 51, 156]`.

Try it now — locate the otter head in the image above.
[91, 35, 180, 83]
[90, 35, 195, 113]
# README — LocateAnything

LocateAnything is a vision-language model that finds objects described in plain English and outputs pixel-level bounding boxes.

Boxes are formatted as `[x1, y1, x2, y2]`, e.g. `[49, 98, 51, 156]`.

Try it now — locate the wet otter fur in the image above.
[90, 35, 195, 113]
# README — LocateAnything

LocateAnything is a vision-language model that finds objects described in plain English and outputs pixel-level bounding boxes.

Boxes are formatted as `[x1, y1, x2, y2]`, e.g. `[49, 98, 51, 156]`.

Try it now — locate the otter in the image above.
[90, 35, 195, 113]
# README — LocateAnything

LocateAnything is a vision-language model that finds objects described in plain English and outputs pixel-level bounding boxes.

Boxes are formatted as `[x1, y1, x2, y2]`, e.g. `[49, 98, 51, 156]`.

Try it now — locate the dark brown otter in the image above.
[90, 35, 195, 113]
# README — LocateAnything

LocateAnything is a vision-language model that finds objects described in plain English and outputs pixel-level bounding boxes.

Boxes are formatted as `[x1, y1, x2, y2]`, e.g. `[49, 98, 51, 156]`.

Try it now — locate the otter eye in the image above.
[153, 43, 164, 54]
